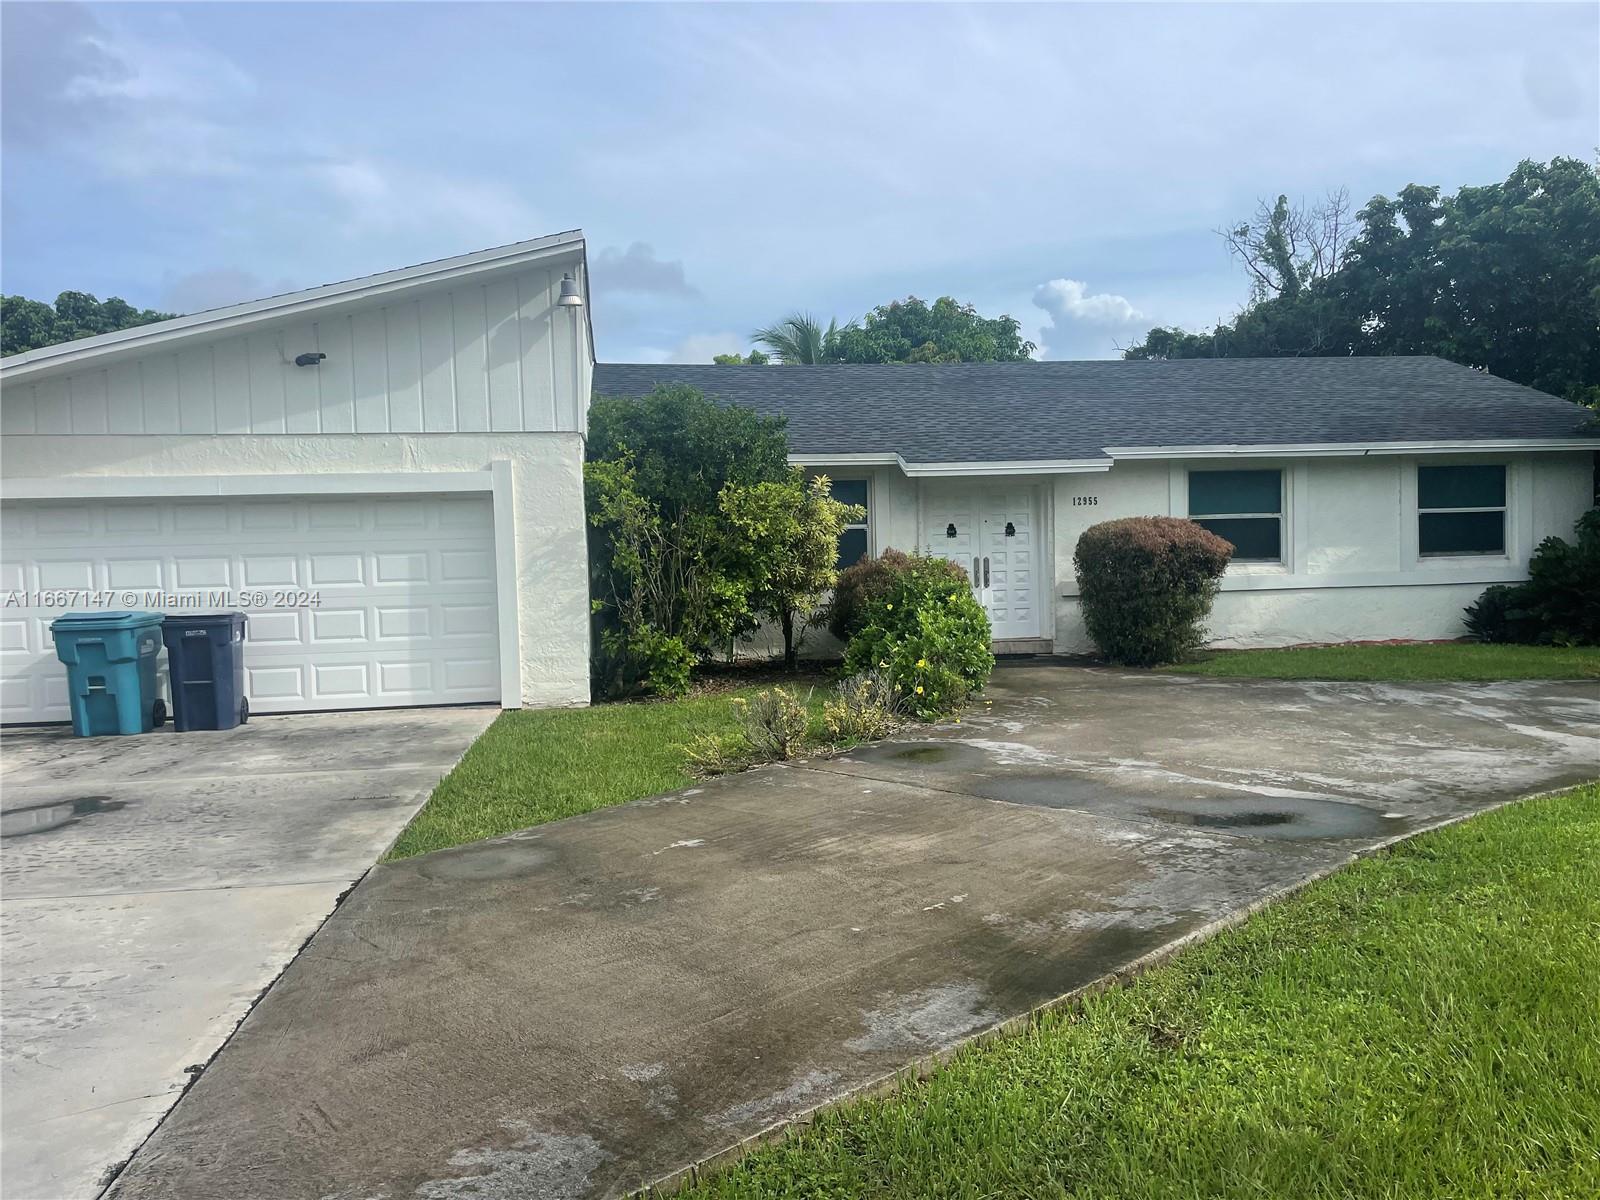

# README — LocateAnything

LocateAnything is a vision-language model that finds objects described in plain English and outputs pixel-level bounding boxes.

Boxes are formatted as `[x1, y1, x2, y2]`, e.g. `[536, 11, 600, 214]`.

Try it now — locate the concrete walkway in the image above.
[105, 669, 1598, 1200]
[0, 706, 495, 1200]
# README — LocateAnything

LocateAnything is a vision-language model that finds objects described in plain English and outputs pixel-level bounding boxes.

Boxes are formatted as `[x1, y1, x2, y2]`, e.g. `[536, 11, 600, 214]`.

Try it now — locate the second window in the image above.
[1188, 469, 1283, 562]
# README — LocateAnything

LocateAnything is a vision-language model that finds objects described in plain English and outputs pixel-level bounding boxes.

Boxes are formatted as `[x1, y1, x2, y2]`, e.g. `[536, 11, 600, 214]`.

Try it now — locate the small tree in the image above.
[1074, 518, 1233, 666]
[721, 473, 864, 669]
[586, 385, 791, 696]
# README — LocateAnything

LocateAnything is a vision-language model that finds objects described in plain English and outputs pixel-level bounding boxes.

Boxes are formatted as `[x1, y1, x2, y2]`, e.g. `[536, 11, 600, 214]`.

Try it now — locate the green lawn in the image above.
[385, 682, 830, 861]
[681, 783, 1600, 1199]
[1164, 641, 1600, 681]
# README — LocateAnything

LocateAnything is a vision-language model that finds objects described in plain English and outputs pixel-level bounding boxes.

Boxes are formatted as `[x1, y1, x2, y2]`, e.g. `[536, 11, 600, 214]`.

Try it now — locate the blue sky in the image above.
[3, 2, 1595, 362]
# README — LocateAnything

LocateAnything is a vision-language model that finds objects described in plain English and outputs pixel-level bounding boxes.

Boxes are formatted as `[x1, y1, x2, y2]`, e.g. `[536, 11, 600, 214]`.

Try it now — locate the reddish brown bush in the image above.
[1073, 517, 1233, 665]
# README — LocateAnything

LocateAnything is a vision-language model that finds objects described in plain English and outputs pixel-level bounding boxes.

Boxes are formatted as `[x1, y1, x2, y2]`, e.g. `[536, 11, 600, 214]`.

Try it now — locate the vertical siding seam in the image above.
[447, 288, 460, 431]
[480, 283, 491, 433]
[513, 274, 527, 431]
[548, 268, 560, 431]
[382, 307, 393, 433]
[415, 301, 425, 433]
[137, 359, 149, 433]
[314, 321, 324, 435]
[206, 344, 218, 434]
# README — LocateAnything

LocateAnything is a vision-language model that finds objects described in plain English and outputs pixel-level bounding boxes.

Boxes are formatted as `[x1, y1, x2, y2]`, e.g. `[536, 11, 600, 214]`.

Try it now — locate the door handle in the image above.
[972, 556, 980, 587]
[983, 557, 991, 587]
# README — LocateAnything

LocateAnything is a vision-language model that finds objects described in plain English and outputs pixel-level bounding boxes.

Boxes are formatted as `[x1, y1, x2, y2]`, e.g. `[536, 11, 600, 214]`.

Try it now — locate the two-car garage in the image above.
[0, 492, 502, 723]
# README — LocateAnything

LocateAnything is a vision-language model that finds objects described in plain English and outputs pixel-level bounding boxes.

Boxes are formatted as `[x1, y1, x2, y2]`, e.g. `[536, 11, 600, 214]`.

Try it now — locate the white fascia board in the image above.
[788, 452, 1112, 476]
[1104, 438, 1598, 460]
[0, 230, 586, 382]
[0, 470, 493, 501]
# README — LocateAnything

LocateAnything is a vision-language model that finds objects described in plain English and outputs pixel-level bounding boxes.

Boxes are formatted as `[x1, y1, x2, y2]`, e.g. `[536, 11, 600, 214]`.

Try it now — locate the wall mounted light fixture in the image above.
[294, 352, 326, 367]
[557, 273, 584, 307]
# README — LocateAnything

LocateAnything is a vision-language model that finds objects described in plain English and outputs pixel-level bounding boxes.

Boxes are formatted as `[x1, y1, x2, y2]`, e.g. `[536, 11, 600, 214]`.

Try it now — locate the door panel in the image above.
[922, 484, 1041, 640]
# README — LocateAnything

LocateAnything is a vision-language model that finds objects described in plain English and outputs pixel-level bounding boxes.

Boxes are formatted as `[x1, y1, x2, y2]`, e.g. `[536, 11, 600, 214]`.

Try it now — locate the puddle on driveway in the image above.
[844, 740, 1398, 841]
[0, 796, 125, 838]
[980, 775, 1393, 840]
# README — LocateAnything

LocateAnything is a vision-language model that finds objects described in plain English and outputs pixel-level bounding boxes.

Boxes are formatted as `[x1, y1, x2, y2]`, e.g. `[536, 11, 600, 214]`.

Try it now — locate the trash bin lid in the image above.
[160, 611, 247, 629]
[49, 610, 165, 633]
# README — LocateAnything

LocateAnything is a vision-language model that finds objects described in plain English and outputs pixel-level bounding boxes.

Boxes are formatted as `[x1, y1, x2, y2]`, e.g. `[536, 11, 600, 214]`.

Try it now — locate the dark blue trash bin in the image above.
[50, 611, 167, 737]
[160, 612, 249, 732]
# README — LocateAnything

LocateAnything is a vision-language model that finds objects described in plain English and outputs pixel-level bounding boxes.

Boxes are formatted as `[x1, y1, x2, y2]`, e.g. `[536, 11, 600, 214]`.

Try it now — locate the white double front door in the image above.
[921, 484, 1041, 640]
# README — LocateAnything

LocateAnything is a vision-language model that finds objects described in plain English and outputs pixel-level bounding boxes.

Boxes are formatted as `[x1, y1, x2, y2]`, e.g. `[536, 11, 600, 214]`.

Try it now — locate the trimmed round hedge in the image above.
[1073, 517, 1233, 666]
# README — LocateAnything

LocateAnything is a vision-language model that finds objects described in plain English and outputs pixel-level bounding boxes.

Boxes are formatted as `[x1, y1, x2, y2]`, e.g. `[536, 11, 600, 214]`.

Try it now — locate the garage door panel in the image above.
[0, 494, 499, 720]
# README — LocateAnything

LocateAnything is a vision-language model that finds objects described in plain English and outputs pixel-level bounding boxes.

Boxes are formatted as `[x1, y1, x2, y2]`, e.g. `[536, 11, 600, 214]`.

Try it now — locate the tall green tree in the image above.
[1125, 158, 1600, 404]
[2, 291, 176, 357]
[712, 349, 771, 365]
[751, 313, 856, 364]
[833, 296, 1036, 363]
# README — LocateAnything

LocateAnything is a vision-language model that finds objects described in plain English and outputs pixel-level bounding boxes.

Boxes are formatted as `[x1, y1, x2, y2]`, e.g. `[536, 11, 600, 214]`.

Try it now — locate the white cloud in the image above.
[306, 157, 541, 246]
[1032, 278, 1143, 326]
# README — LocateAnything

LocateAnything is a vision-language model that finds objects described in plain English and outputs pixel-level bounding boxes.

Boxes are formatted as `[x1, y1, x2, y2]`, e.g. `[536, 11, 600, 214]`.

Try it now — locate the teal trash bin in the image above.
[50, 611, 168, 737]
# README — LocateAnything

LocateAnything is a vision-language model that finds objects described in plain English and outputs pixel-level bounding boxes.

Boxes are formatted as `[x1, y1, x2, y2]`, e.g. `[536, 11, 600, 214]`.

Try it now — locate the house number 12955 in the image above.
[1071, 496, 1099, 506]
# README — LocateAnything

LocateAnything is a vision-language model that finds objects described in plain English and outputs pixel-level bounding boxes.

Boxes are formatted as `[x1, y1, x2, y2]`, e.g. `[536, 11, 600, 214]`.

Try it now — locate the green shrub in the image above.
[597, 624, 695, 698]
[827, 549, 968, 643]
[730, 687, 810, 760]
[1074, 517, 1233, 666]
[1465, 508, 1600, 646]
[843, 555, 993, 719]
[822, 670, 904, 742]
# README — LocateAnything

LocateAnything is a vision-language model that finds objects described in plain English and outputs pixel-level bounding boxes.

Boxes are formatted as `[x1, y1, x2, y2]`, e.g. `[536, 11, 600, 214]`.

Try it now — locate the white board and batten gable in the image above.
[0, 229, 594, 438]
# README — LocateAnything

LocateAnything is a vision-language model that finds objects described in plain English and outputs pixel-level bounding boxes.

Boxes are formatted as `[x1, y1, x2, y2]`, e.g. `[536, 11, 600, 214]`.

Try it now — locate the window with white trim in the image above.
[1187, 469, 1282, 562]
[1418, 464, 1506, 556]
[830, 478, 870, 568]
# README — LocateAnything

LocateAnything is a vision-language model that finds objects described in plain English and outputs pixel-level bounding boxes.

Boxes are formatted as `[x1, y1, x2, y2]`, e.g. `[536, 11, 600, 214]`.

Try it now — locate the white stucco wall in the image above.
[777, 450, 1592, 660]
[0, 433, 591, 707]
[1052, 450, 1594, 652]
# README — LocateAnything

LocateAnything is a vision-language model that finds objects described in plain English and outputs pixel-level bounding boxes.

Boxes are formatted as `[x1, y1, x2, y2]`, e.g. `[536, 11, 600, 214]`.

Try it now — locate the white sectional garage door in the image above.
[0, 493, 500, 722]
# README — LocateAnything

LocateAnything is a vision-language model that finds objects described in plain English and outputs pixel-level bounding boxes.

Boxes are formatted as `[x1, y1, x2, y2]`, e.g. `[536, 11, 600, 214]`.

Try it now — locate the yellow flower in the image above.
[915, 685, 925, 695]
[915, 658, 928, 669]
[886, 603, 894, 610]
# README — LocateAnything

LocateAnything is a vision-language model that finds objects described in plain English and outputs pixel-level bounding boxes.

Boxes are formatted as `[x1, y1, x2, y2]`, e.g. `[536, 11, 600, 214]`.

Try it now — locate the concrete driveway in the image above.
[0, 706, 495, 1200]
[104, 668, 1598, 1200]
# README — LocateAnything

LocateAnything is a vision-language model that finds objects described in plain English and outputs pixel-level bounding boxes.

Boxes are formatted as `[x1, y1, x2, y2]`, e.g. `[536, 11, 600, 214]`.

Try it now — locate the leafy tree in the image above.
[1125, 158, 1600, 404]
[586, 385, 792, 696]
[721, 474, 864, 669]
[751, 313, 857, 364]
[712, 349, 771, 365]
[2, 291, 176, 356]
[832, 296, 1036, 363]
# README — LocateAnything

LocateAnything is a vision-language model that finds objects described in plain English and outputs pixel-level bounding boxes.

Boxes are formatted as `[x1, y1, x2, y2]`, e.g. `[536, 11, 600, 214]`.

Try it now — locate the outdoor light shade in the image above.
[557, 273, 584, 307]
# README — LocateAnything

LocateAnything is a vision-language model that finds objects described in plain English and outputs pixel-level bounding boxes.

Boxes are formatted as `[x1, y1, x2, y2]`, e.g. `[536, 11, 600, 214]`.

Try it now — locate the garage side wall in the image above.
[0, 433, 591, 708]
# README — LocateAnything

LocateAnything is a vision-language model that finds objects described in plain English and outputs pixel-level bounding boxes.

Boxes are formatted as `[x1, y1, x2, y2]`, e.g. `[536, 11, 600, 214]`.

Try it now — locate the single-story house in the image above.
[1, 231, 595, 722]
[2, 229, 1595, 721]
[593, 358, 1597, 657]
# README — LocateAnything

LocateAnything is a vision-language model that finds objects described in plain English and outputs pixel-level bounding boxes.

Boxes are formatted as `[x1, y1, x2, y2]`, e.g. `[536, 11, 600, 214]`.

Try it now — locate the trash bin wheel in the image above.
[239, 697, 249, 725]
[152, 699, 168, 729]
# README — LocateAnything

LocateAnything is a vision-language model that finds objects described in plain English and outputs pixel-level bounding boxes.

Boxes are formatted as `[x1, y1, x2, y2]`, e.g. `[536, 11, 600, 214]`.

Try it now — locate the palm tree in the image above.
[751, 312, 856, 364]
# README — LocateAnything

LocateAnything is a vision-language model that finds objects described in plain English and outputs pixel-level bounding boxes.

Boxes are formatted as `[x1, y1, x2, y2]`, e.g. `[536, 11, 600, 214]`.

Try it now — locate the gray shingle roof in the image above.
[592, 357, 1596, 465]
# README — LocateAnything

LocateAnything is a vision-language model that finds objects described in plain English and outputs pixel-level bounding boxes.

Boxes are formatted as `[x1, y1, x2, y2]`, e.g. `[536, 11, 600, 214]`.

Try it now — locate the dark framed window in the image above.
[830, 477, 870, 569]
[1188, 469, 1282, 562]
[1418, 464, 1506, 556]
